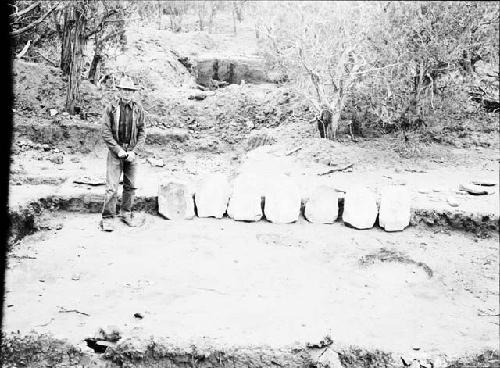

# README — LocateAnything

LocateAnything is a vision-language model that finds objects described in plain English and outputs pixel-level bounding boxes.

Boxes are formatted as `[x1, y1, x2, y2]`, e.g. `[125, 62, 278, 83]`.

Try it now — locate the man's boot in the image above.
[120, 212, 144, 227]
[100, 218, 115, 232]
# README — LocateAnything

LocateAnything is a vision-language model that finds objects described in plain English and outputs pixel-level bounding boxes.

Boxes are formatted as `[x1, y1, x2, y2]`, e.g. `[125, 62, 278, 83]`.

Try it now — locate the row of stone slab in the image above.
[157, 174, 412, 231]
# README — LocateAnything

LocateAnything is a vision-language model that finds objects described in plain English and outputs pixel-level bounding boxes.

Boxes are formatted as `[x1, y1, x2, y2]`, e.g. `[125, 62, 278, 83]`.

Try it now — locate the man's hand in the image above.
[117, 149, 128, 159]
[125, 151, 136, 162]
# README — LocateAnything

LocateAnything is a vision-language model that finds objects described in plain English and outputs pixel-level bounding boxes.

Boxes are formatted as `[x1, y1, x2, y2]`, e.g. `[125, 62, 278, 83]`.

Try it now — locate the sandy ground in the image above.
[3, 212, 499, 360]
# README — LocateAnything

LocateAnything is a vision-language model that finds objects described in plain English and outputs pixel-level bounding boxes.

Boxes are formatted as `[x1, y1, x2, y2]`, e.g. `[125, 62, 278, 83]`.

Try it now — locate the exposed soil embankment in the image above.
[14, 120, 189, 153]
[3, 332, 498, 368]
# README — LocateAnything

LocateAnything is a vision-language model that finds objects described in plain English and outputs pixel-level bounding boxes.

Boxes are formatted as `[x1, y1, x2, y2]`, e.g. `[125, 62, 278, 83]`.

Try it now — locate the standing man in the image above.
[100, 76, 146, 231]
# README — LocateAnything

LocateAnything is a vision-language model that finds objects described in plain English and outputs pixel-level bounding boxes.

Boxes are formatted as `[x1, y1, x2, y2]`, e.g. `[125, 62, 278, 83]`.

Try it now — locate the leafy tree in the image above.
[260, 1, 384, 138]
[364, 1, 500, 130]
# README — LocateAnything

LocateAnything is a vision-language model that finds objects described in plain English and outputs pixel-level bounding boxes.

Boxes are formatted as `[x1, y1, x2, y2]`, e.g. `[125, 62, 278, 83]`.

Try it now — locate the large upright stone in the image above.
[264, 176, 301, 224]
[305, 185, 339, 224]
[158, 180, 195, 220]
[195, 173, 230, 219]
[227, 175, 263, 222]
[378, 186, 411, 232]
[342, 188, 378, 229]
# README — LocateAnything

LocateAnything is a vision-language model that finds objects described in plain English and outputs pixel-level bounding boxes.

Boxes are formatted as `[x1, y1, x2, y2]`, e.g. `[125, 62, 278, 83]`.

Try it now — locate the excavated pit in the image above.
[4, 195, 499, 367]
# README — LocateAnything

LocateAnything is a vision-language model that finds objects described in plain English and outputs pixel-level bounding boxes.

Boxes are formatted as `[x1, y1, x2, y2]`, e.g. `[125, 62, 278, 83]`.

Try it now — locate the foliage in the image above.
[258, 1, 499, 139]
[359, 1, 500, 132]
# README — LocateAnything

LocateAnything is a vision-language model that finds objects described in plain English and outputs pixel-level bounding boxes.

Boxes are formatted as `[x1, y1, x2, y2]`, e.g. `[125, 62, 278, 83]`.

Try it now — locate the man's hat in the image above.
[116, 76, 139, 90]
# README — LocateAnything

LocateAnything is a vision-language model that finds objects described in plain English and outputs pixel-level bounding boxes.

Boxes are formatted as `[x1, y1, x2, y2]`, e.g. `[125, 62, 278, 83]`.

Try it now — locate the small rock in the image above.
[42, 144, 51, 152]
[459, 183, 495, 195]
[188, 93, 206, 101]
[48, 153, 64, 165]
[147, 157, 165, 167]
[70, 157, 81, 163]
[316, 348, 342, 368]
[471, 179, 496, 187]
[53, 148, 60, 153]
[133, 312, 144, 319]
[418, 189, 430, 194]
[447, 196, 459, 207]
[73, 176, 106, 186]
[245, 120, 255, 129]
[49, 109, 58, 116]
[95, 326, 121, 342]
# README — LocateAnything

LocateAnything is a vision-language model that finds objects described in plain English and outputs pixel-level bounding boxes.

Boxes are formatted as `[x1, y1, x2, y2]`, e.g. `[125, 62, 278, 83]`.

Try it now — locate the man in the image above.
[100, 76, 146, 231]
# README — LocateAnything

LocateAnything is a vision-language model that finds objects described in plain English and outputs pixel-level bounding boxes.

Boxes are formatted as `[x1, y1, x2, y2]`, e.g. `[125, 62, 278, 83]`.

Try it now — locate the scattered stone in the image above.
[227, 175, 263, 222]
[188, 91, 215, 100]
[133, 312, 144, 319]
[315, 348, 342, 368]
[195, 173, 230, 219]
[73, 176, 106, 186]
[42, 144, 51, 152]
[447, 196, 459, 207]
[95, 326, 121, 342]
[472, 179, 496, 187]
[379, 186, 411, 232]
[147, 157, 165, 167]
[459, 183, 495, 195]
[48, 153, 64, 165]
[188, 93, 206, 101]
[49, 109, 58, 116]
[304, 185, 339, 224]
[158, 180, 195, 220]
[264, 176, 301, 224]
[342, 187, 378, 230]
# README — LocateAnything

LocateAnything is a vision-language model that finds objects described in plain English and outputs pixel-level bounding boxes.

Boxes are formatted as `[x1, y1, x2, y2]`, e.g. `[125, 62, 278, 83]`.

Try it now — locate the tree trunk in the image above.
[87, 52, 101, 83]
[60, 8, 73, 75]
[65, 4, 86, 114]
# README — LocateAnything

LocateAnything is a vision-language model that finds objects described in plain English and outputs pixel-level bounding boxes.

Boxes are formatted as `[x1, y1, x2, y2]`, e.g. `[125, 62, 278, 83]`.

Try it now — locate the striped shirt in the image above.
[118, 100, 133, 145]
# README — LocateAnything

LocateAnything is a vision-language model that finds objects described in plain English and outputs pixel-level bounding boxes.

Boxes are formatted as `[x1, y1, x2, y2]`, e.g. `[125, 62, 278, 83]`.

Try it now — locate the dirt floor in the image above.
[3, 212, 499, 363]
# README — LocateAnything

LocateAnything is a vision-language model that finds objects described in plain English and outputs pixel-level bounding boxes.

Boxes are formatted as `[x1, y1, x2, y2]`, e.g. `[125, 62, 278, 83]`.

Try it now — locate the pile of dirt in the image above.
[13, 61, 66, 117]
[111, 25, 197, 91]
[140, 83, 313, 147]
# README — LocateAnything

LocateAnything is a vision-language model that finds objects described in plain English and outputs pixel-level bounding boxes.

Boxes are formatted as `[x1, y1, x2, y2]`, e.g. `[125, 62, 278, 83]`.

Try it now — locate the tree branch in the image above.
[84, 8, 117, 39]
[10, 2, 60, 36]
[298, 46, 324, 106]
[16, 40, 31, 59]
[350, 62, 402, 76]
[10, 1, 41, 19]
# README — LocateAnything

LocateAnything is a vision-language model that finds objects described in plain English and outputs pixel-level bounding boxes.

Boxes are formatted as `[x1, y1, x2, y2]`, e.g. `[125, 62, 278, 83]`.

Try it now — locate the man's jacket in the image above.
[101, 98, 146, 156]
